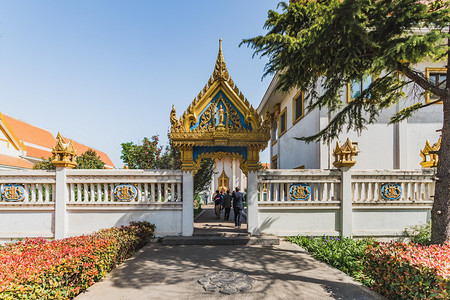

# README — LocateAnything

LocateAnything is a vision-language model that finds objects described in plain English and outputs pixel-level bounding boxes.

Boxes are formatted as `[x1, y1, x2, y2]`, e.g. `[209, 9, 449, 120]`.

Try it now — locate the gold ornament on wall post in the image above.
[51, 133, 77, 169]
[420, 137, 441, 168]
[332, 138, 360, 168]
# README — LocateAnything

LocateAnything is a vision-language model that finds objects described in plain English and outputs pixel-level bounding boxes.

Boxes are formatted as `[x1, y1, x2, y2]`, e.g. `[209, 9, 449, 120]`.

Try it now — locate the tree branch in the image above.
[397, 63, 447, 99]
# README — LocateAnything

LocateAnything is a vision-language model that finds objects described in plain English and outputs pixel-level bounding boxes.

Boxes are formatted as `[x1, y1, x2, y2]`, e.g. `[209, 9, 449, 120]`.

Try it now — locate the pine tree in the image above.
[242, 0, 450, 243]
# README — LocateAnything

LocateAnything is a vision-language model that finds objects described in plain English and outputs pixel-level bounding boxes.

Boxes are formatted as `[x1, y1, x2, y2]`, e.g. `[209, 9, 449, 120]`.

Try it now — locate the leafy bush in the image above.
[0, 221, 154, 299]
[287, 236, 374, 284]
[363, 242, 450, 299]
[402, 221, 431, 246]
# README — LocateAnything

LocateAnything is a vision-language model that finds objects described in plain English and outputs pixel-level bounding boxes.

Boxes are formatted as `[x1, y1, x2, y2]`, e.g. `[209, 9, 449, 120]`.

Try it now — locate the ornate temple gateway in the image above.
[170, 40, 270, 193]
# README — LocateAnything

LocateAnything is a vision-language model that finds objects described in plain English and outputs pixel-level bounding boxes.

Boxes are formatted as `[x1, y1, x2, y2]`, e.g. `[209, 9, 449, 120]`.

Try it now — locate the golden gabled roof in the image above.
[170, 39, 270, 148]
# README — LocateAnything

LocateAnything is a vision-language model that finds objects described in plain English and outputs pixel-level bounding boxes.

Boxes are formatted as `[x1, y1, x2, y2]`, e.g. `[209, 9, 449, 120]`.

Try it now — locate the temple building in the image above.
[170, 40, 270, 199]
[258, 60, 445, 170]
[0, 112, 115, 169]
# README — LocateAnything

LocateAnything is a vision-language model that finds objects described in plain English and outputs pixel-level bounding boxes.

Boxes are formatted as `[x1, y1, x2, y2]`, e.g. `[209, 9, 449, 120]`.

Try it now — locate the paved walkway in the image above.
[194, 204, 247, 235]
[75, 241, 384, 300]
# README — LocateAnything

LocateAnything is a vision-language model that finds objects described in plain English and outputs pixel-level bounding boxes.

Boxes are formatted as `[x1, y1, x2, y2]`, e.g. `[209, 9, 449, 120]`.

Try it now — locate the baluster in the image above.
[31, 184, 36, 202]
[274, 183, 279, 201]
[280, 183, 285, 201]
[164, 183, 168, 202]
[37, 184, 43, 202]
[69, 184, 75, 202]
[158, 183, 162, 202]
[171, 183, 175, 202]
[419, 182, 424, 201]
[103, 183, 108, 202]
[136, 184, 142, 202]
[52, 184, 56, 202]
[258, 183, 263, 202]
[142, 183, 148, 202]
[89, 184, 94, 202]
[374, 183, 379, 201]
[151, 183, 155, 202]
[96, 184, 101, 202]
[177, 183, 181, 202]
[313, 183, 318, 201]
[24, 184, 29, 202]
[83, 184, 87, 202]
[321, 183, 327, 201]
[43, 184, 49, 202]
[267, 184, 272, 201]
[424, 182, 430, 201]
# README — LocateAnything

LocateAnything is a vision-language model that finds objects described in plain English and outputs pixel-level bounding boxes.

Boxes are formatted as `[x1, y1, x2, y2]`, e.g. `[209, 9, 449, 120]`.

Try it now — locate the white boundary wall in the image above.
[255, 169, 434, 238]
[0, 169, 185, 243]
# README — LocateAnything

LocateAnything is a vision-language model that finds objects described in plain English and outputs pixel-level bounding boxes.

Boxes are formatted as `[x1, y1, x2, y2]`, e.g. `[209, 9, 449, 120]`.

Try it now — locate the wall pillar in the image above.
[247, 170, 259, 235]
[182, 170, 194, 236]
[340, 167, 353, 237]
[54, 167, 68, 239]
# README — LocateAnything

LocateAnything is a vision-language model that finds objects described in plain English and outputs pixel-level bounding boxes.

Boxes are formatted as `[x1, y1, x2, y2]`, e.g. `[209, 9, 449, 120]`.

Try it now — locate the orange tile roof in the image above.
[261, 163, 270, 170]
[26, 147, 52, 160]
[0, 154, 34, 169]
[63, 136, 115, 168]
[3, 115, 56, 149]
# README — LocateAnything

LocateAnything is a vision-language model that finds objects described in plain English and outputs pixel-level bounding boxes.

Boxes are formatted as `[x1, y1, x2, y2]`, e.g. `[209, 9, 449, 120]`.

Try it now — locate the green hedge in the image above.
[0, 221, 154, 299]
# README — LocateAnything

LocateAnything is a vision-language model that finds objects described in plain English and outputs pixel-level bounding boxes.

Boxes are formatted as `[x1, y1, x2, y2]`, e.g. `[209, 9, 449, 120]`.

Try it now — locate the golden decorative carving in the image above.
[218, 163, 229, 193]
[170, 105, 180, 129]
[52, 133, 77, 168]
[420, 137, 441, 168]
[332, 138, 360, 168]
[169, 39, 270, 173]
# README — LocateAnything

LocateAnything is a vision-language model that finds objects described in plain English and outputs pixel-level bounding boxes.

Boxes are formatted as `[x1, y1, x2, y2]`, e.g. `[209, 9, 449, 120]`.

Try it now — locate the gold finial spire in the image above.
[213, 38, 229, 81]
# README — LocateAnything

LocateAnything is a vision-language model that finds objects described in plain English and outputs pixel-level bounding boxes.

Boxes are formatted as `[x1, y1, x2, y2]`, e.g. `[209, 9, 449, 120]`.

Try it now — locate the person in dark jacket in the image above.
[213, 190, 223, 219]
[232, 187, 244, 228]
[222, 190, 232, 221]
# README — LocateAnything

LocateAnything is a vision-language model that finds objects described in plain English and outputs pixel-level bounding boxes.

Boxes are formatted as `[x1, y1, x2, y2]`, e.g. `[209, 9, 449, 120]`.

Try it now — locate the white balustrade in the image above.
[0, 171, 56, 203]
[65, 170, 183, 203]
[257, 169, 341, 202]
[351, 170, 435, 203]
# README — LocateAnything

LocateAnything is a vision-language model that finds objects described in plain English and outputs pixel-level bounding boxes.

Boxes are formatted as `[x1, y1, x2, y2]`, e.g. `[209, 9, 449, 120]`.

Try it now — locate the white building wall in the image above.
[263, 60, 444, 170]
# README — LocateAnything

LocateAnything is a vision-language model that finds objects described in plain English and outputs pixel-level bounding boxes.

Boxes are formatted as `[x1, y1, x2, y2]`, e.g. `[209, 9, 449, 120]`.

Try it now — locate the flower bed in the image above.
[287, 236, 374, 284]
[0, 221, 154, 299]
[363, 242, 450, 299]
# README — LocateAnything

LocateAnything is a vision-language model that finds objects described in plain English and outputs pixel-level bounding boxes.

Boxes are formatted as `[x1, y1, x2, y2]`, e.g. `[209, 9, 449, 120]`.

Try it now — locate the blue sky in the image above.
[0, 1, 278, 166]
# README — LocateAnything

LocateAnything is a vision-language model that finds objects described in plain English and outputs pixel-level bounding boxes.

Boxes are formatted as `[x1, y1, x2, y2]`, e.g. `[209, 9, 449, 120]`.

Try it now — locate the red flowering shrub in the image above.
[363, 242, 450, 299]
[0, 221, 154, 299]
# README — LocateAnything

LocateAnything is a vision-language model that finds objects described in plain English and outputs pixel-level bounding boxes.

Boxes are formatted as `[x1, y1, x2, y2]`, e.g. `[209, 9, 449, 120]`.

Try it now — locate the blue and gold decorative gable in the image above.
[170, 40, 271, 175]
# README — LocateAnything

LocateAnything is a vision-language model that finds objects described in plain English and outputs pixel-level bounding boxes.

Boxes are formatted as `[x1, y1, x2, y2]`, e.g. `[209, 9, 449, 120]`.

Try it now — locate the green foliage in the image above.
[32, 157, 55, 170]
[402, 221, 432, 245]
[193, 158, 214, 195]
[287, 236, 374, 285]
[0, 222, 154, 299]
[75, 149, 105, 169]
[242, 0, 450, 142]
[121, 136, 162, 169]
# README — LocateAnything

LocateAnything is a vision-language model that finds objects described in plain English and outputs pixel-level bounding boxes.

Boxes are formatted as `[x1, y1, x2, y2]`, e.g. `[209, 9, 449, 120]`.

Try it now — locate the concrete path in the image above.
[194, 204, 247, 235]
[76, 241, 384, 300]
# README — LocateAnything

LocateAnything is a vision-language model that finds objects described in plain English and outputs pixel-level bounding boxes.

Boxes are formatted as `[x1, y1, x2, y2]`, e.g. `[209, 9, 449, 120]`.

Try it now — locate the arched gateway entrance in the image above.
[170, 40, 270, 236]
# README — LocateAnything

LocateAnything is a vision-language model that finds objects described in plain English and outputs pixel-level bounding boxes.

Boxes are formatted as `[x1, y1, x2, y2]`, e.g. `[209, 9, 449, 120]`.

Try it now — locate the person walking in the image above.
[213, 190, 223, 219]
[232, 187, 244, 228]
[222, 190, 232, 221]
